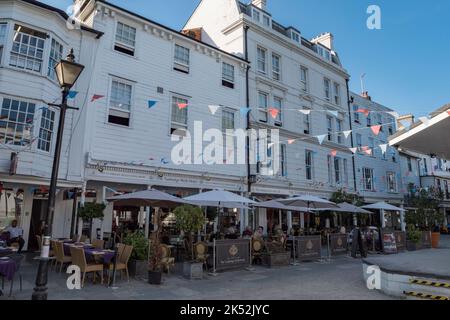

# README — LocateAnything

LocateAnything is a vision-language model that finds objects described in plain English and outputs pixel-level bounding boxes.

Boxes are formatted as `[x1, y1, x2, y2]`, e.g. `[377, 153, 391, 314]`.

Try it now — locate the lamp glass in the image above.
[55, 59, 85, 89]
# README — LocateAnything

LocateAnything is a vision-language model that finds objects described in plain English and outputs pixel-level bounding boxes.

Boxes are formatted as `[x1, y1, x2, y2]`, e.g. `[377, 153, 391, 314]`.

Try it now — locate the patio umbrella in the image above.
[361, 202, 405, 212]
[315, 202, 373, 214]
[183, 189, 256, 208]
[106, 189, 192, 208]
[278, 195, 338, 210]
[252, 200, 312, 212]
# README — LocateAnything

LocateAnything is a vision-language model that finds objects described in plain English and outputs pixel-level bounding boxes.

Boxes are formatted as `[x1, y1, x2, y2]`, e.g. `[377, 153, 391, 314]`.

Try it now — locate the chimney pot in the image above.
[252, 0, 267, 11]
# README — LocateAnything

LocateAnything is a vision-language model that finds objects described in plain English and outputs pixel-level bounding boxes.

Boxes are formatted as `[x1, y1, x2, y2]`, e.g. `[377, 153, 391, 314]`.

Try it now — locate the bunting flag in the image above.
[177, 103, 188, 110]
[371, 125, 382, 136]
[288, 139, 296, 145]
[148, 100, 157, 109]
[268, 108, 280, 119]
[299, 109, 311, 115]
[361, 146, 369, 151]
[379, 144, 388, 155]
[357, 108, 370, 117]
[447, 110, 450, 116]
[240, 107, 251, 116]
[349, 147, 357, 154]
[91, 94, 105, 102]
[328, 110, 338, 118]
[364, 148, 372, 156]
[67, 91, 78, 99]
[330, 150, 337, 157]
[343, 130, 352, 139]
[160, 157, 170, 165]
[208, 105, 221, 115]
[316, 134, 327, 145]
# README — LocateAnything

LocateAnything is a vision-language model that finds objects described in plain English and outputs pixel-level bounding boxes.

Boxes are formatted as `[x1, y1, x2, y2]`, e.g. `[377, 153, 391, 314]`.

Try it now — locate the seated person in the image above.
[5, 220, 25, 253]
[242, 226, 253, 238]
[253, 226, 264, 239]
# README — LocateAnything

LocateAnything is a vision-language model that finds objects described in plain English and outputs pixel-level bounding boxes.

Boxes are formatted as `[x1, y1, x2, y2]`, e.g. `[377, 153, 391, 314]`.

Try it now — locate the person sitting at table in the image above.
[5, 220, 25, 253]
[253, 226, 264, 239]
[242, 226, 253, 238]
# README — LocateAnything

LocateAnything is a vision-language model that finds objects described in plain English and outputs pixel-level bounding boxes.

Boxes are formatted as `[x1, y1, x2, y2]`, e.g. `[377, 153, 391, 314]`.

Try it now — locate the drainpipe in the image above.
[345, 78, 358, 193]
[244, 25, 251, 195]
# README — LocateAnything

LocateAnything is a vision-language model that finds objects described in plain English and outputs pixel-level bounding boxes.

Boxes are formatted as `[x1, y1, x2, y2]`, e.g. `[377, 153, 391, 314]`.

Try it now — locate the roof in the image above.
[20, 0, 103, 38]
[96, 0, 249, 63]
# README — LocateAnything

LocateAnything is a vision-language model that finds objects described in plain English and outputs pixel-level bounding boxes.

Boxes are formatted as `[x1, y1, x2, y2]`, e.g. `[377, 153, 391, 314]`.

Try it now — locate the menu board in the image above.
[215, 239, 250, 271]
[382, 232, 398, 254]
[295, 236, 322, 261]
[330, 233, 348, 255]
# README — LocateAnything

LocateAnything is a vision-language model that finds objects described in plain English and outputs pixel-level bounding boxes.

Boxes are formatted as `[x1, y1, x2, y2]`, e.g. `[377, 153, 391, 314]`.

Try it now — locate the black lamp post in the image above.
[32, 49, 84, 300]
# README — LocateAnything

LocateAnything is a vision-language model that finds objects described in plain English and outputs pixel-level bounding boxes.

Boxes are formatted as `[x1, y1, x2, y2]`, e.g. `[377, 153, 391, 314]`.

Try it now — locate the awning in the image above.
[362, 202, 405, 212]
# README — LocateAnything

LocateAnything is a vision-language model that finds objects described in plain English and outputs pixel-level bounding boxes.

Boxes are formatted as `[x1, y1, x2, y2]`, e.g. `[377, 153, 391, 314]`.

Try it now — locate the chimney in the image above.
[181, 28, 202, 41]
[311, 32, 334, 51]
[361, 91, 372, 101]
[252, 0, 267, 11]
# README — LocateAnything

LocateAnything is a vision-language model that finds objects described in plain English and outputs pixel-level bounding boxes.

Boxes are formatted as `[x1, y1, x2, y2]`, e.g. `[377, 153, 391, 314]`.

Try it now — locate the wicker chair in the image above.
[194, 242, 209, 270]
[251, 238, 265, 265]
[92, 239, 105, 250]
[54, 241, 72, 273]
[79, 235, 88, 243]
[108, 244, 132, 282]
[160, 244, 175, 274]
[70, 247, 103, 287]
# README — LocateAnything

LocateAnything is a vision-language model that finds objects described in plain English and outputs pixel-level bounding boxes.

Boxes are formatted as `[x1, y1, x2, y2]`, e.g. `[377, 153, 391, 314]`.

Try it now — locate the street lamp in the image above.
[32, 49, 84, 300]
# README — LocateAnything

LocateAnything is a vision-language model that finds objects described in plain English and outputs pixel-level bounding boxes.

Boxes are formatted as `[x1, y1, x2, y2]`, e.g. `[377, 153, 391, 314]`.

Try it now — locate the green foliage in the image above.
[406, 224, 422, 244]
[404, 186, 444, 230]
[123, 231, 149, 261]
[77, 202, 106, 221]
[174, 205, 205, 234]
[330, 189, 364, 206]
[174, 205, 205, 260]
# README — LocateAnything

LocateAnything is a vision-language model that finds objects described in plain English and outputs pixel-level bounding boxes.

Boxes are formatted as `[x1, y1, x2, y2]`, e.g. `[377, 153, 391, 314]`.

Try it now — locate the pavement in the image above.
[1, 253, 393, 300]
[363, 235, 450, 280]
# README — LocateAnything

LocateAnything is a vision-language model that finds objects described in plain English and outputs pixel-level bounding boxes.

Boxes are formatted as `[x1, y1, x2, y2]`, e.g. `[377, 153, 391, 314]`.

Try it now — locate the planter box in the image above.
[406, 241, 418, 251]
[263, 252, 290, 268]
[148, 271, 162, 285]
[128, 259, 147, 278]
[183, 262, 203, 280]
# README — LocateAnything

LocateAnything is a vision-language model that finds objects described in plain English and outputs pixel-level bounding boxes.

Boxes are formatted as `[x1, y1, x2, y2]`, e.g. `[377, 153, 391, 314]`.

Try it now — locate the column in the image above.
[353, 214, 358, 227]
[300, 212, 305, 229]
[287, 211, 292, 232]
[239, 208, 245, 235]
[78, 181, 87, 237]
[278, 210, 282, 227]
[381, 209, 386, 228]
[400, 205, 406, 232]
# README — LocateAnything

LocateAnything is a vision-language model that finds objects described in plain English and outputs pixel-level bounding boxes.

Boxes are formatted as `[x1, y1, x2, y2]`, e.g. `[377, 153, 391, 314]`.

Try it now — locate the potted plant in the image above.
[173, 205, 205, 279]
[77, 202, 106, 241]
[123, 231, 149, 277]
[148, 208, 163, 285]
[406, 224, 421, 251]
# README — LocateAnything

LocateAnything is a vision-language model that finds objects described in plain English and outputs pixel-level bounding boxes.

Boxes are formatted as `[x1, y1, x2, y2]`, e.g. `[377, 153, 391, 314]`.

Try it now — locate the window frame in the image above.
[170, 94, 189, 135]
[10, 24, 46, 74]
[324, 78, 331, 101]
[333, 82, 341, 105]
[47, 38, 63, 80]
[37, 106, 55, 153]
[273, 96, 283, 126]
[334, 157, 341, 185]
[0, 96, 36, 147]
[114, 21, 137, 56]
[305, 149, 314, 180]
[258, 91, 268, 123]
[386, 171, 397, 193]
[222, 62, 235, 89]
[363, 167, 374, 191]
[300, 66, 308, 92]
[326, 115, 333, 142]
[280, 144, 287, 177]
[272, 53, 281, 81]
[107, 77, 134, 127]
[0, 22, 8, 65]
[257, 46, 267, 74]
[336, 118, 343, 144]
[173, 44, 190, 74]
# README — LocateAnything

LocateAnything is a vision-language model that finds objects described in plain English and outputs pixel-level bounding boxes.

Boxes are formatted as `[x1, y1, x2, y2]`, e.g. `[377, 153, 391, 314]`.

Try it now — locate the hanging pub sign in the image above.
[421, 231, 432, 249]
[330, 233, 348, 255]
[394, 231, 406, 251]
[296, 235, 321, 261]
[381, 231, 398, 254]
[215, 239, 250, 271]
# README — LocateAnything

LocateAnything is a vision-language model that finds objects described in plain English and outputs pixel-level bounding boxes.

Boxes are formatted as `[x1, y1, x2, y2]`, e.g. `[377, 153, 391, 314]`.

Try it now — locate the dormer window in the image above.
[316, 45, 331, 61]
[263, 15, 271, 27]
[291, 32, 300, 43]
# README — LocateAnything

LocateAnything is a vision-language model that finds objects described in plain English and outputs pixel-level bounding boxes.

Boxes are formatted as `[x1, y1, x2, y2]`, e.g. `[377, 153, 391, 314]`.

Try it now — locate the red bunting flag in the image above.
[330, 150, 337, 157]
[178, 103, 188, 110]
[357, 108, 370, 117]
[447, 110, 450, 116]
[361, 146, 369, 151]
[91, 94, 105, 102]
[364, 149, 372, 156]
[371, 125, 382, 136]
[288, 139, 296, 145]
[268, 108, 280, 119]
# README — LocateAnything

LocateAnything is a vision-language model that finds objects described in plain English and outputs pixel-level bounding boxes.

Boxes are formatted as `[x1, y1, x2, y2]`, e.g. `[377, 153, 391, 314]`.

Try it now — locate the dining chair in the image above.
[6, 254, 24, 297]
[160, 244, 175, 274]
[116, 243, 126, 261]
[194, 242, 209, 270]
[70, 247, 103, 287]
[92, 239, 105, 250]
[54, 241, 72, 272]
[71, 234, 79, 242]
[109, 244, 132, 282]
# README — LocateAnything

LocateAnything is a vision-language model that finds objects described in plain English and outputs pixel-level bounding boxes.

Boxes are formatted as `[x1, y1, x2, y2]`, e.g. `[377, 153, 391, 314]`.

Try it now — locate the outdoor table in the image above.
[63, 243, 115, 264]
[0, 257, 17, 281]
[0, 248, 13, 257]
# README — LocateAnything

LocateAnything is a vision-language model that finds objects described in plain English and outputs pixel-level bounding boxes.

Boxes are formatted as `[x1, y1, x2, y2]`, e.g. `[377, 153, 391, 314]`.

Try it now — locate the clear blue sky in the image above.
[41, 0, 450, 116]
